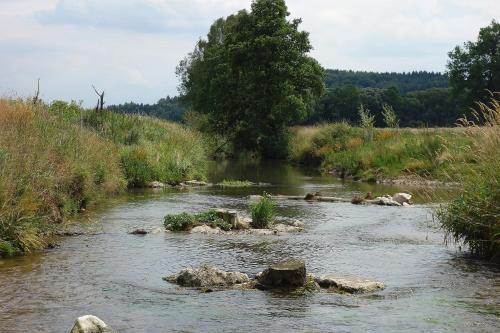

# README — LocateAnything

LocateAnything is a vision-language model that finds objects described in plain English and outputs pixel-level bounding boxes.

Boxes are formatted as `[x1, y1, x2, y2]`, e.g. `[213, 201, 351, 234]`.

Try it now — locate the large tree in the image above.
[177, 0, 325, 157]
[447, 20, 500, 106]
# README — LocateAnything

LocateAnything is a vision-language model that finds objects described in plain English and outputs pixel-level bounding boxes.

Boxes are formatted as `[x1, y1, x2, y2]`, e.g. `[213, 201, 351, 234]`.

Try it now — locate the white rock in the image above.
[392, 193, 412, 205]
[70, 315, 114, 333]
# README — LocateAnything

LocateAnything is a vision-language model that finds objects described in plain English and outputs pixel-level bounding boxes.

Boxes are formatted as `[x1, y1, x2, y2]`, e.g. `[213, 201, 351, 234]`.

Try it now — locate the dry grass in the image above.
[437, 93, 500, 260]
[0, 98, 208, 256]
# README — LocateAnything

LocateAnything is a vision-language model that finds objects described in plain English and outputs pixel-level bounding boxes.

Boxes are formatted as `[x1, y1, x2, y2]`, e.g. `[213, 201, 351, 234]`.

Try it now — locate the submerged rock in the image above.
[184, 180, 211, 187]
[128, 228, 148, 235]
[164, 265, 250, 288]
[70, 315, 115, 333]
[314, 275, 385, 293]
[257, 260, 307, 289]
[272, 223, 303, 233]
[392, 192, 412, 205]
[191, 225, 221, 234]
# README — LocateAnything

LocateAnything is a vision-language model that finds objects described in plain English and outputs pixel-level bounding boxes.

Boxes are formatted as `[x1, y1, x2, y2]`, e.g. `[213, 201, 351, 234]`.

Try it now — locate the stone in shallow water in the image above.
[257, 260, 307, 289]
[128, 228, 148, 235]
[314, 275, 385, 293]
[164, 265, 250, 288]
[191, 225, 221, 234]
[392, 192, 412, 205]
[70, 315, 115, 333]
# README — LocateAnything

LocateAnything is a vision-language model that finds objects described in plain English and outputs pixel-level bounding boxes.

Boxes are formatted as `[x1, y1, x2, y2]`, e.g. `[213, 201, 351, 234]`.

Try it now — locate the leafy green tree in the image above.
[447, 20, 500, 106]
[177, 0, 325, 157]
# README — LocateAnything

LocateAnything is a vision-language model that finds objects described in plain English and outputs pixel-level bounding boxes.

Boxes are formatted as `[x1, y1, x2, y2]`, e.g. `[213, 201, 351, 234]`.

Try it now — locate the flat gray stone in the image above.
[315, 275, 385, 293]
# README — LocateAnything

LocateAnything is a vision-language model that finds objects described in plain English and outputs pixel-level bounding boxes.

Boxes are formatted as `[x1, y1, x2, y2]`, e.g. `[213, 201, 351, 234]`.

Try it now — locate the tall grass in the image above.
[289, 123, 473, 182]
[437, 93, 500, 261]
[0, 99, 125, 256]
[250, 193, 276, 229]
[0, 99, 208, 257]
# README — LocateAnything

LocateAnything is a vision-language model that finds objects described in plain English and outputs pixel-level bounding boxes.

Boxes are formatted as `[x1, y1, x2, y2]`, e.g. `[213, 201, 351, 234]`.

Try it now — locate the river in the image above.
[0, 161, 498, 332]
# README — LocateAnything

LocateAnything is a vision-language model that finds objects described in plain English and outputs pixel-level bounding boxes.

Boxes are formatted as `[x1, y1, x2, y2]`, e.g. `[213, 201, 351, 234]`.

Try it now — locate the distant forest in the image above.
[108, 69, 464, 127]
[107, 96, 184, 123]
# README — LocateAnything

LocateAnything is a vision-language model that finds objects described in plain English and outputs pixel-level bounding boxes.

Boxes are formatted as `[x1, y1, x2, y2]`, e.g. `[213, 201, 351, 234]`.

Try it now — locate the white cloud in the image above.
[0, 0, 498, 105]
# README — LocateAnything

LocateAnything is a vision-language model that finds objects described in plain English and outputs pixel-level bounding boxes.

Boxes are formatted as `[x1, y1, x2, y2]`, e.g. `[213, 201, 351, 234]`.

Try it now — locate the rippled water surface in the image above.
[0, 161, 498, 332]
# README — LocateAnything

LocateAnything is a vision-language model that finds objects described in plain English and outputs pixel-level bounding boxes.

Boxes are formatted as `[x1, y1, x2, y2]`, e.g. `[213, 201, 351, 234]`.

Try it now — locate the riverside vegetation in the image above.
[0, 99, 208, 257]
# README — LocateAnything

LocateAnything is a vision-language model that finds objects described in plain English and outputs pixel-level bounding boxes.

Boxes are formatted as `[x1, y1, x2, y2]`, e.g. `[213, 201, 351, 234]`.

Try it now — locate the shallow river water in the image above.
[0, 161, 498, 332]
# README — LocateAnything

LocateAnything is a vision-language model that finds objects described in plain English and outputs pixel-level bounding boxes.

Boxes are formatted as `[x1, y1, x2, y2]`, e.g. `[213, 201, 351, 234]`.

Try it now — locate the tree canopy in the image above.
[177, 0, 325, 157]
[447, 20, 500, 106]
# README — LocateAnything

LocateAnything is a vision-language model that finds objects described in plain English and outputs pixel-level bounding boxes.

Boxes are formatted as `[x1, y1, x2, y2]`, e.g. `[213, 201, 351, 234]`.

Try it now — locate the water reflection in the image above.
[0, 161, 497, 333]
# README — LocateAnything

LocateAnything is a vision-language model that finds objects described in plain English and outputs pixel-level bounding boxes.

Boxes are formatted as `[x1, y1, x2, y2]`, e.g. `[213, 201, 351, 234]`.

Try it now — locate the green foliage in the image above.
[120, 147, 156, 187]
[164, 213, 195, 231]
[250, 193, 276, 229]
[0, 240, 16, 257]
[325, 69, 449, 93]
[447, 20, 500, 107]
[382, 104, 399, 128]
[164, 210, 233, 232]
[177, 0, 325, 157]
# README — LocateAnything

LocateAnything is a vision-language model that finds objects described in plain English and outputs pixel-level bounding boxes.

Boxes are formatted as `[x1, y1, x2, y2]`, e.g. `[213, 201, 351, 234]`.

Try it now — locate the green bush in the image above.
[164, 213, 195, 231]
[120, 147, 156, 187]
[194, 210, 232, 231]
[250, 193, 276, 229]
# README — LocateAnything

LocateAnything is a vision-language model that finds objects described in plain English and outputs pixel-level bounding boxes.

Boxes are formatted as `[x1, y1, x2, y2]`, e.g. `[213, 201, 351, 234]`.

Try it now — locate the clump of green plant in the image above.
[164, 213, 195, 231]
[250, 193, 276, 229]
[437, 93, 500, 261]
[193, 210, 232, 231]
[218, 179, 254, 187]
[382, 104, 399, 128]
[358, 104, 375, 143]
[164, 210, 234, 232]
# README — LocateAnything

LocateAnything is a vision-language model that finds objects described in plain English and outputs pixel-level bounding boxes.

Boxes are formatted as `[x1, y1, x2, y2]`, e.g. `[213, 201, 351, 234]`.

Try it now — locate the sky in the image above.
[0, 0, 498, 106]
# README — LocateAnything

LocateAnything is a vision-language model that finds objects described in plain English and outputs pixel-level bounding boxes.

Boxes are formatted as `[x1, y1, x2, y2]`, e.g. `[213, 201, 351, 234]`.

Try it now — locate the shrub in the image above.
[250, 193, 276, 229]
[358, 104, 375, 143]
[164, 213, 195, 231]
[382, 104, 399, 128]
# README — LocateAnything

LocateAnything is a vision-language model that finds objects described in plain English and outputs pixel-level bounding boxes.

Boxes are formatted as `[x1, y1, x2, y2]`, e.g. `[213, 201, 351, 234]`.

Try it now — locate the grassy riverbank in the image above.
[0, 99, 208, 257]
[289, 124, 474, 182]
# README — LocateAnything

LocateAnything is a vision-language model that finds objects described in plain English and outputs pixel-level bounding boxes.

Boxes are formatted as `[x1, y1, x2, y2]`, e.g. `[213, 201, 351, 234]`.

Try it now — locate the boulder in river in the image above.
[314, 275, 385, 293]
[215, 209, 248, 230]
[164, 265, 250, 289]
[70, 315, 115, 333]
[257, 260, 307, 289]
[392, 192, 412, 205]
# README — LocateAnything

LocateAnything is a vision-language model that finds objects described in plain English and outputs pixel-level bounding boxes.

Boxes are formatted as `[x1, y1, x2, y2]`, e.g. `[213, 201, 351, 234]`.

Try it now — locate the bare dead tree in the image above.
[33, 78, 40, 105]
[92, 85, 105, 110]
